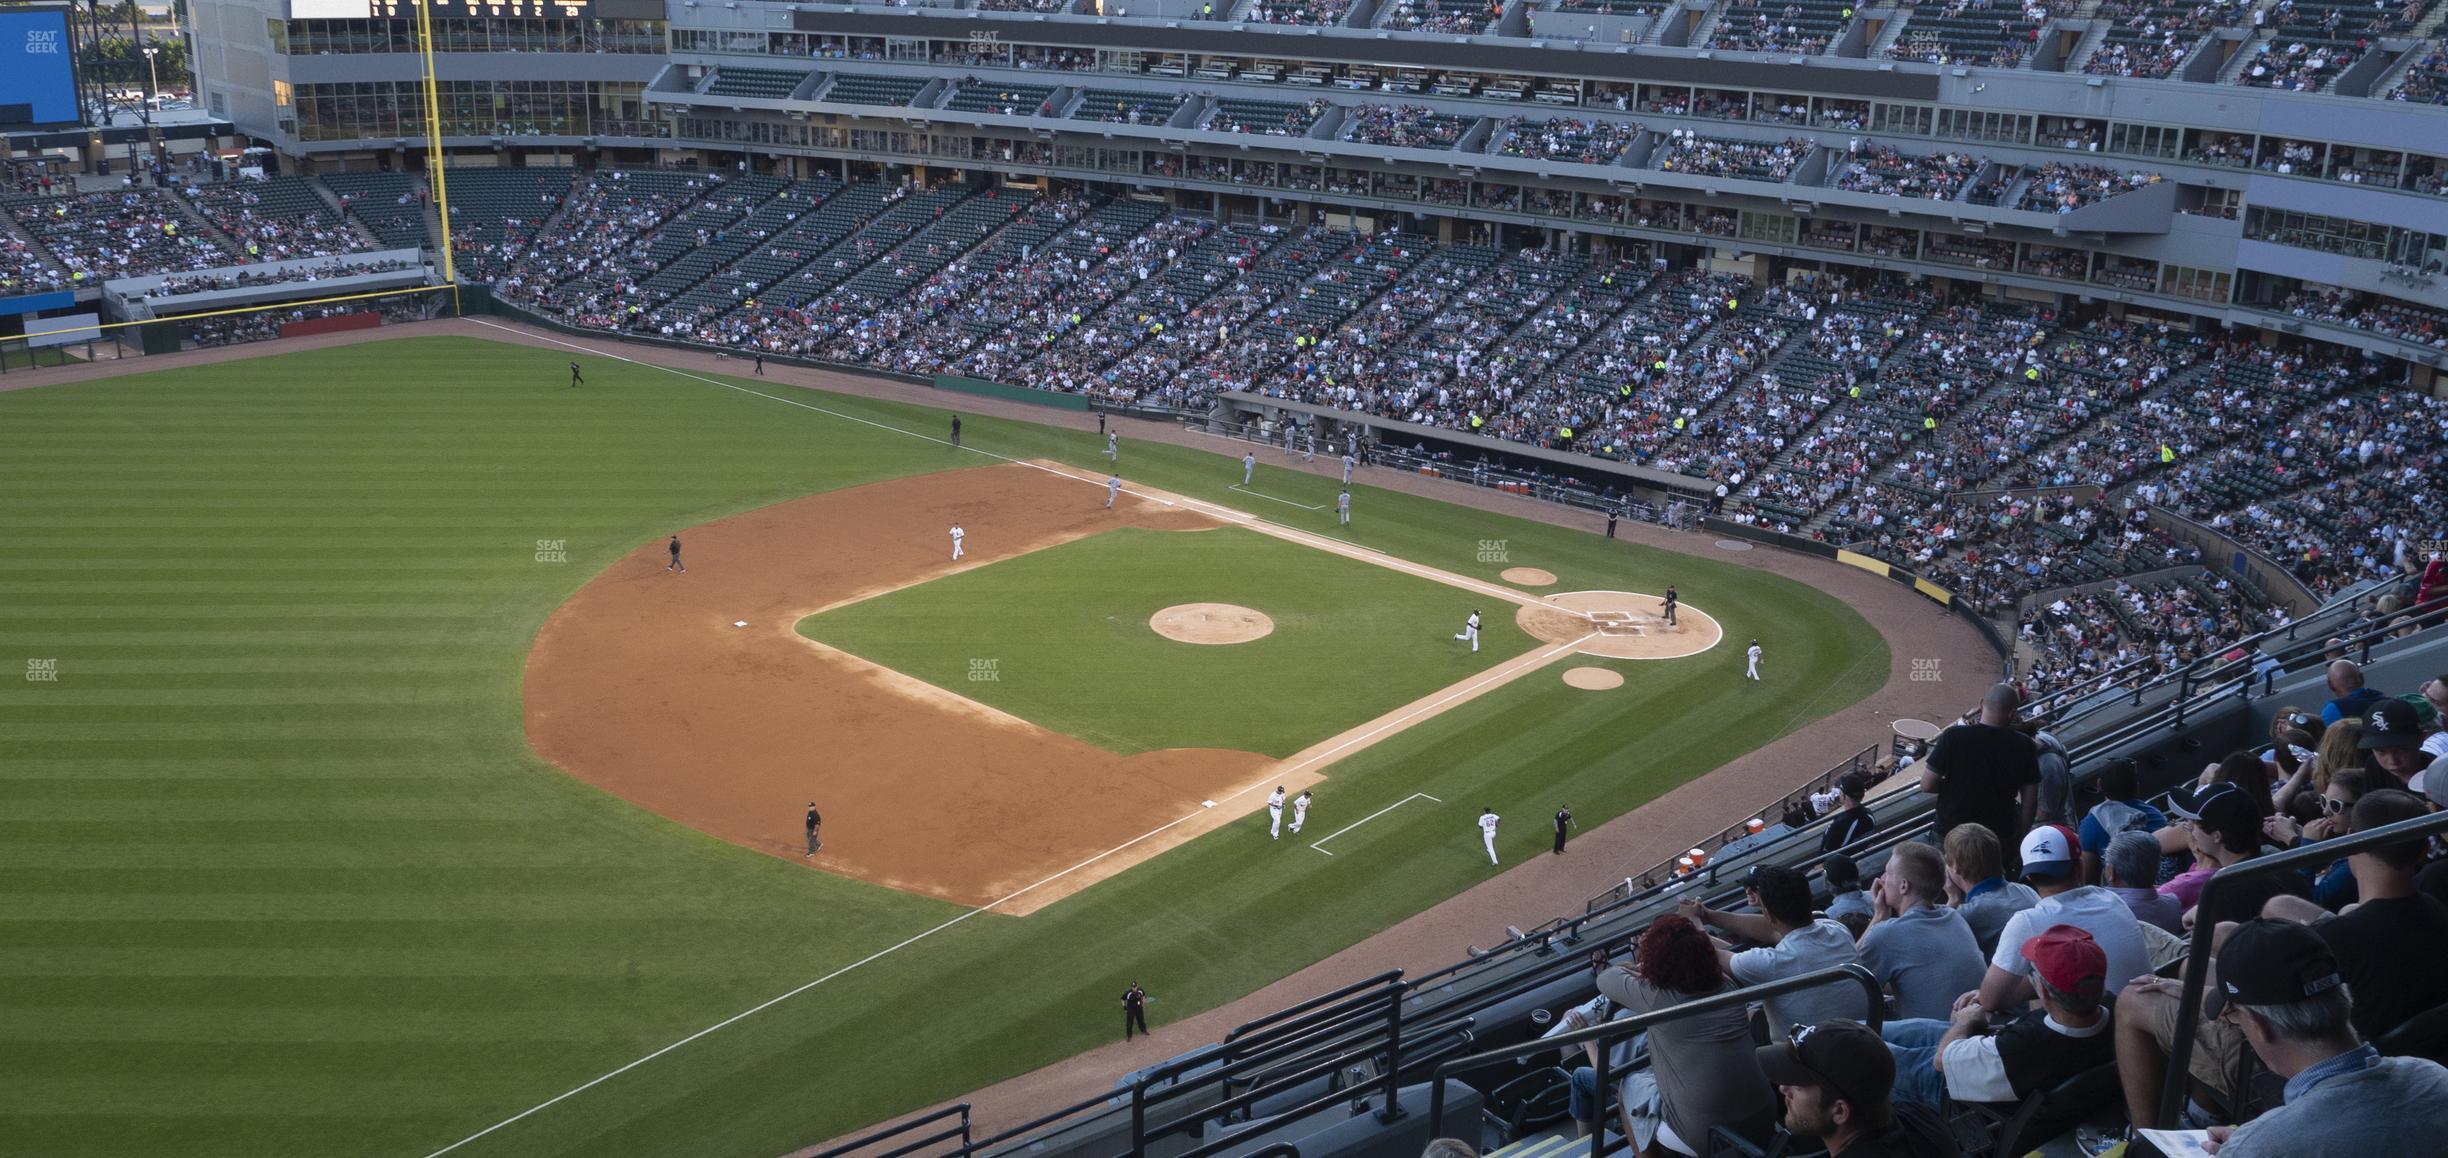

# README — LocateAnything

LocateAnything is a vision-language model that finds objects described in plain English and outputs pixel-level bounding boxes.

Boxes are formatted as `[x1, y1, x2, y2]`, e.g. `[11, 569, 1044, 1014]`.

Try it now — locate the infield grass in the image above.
[802, 525, 1530, 756]
[0, 334, 1887, 1158]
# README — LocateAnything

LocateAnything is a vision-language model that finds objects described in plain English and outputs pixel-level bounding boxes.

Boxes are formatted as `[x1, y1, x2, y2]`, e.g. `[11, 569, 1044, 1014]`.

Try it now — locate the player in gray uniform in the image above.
[1341, 452, 1355, 485]
[1243, 451, 1256, 485]
[1106, 473, 1121, 509]
[1105, 431, 1118, 462]
[1337, 490, 1351, 526]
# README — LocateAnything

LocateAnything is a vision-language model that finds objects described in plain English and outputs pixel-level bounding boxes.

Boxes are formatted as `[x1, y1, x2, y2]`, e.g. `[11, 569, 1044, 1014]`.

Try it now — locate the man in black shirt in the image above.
[1122, 983, 1149, 1040]
[666, 535, 684, 574]
[949, 415, 962, 447]
[1824, 773, 1878, 853]
[804, 803, 821, 856]
[568, 361, 583, 388]
[1661, 585, 1679, 627]
[1920, 685, 2039, 870]
[2261, 789, 2448, 1041]
[1552, 805, 1575, 855]
[753, 352, 764, 376]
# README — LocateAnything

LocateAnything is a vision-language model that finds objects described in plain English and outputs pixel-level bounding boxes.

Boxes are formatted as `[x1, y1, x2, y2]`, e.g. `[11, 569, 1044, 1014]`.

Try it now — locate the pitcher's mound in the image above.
[1514, 590, 1723, 660]
[1563, 667, 1625, 690]
[1151, 603, 1275, 645]
[1501, 567, 1558, 586]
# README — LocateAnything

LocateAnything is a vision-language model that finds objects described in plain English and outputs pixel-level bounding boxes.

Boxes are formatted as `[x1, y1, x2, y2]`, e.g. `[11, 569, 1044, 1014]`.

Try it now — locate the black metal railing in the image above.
[808, 1103, 970, 1158]
[1583, 744, 1881, 913]
[2155, 809, 2448, 1129]
[1423, 964, 1885, 1149]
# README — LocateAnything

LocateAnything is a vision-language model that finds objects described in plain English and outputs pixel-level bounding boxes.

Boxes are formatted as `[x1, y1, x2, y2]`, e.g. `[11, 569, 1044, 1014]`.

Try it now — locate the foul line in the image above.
[1308, 793, 1443, 856]
[421, 325, 1600, 1158]
[1229, 483, 1327, 511]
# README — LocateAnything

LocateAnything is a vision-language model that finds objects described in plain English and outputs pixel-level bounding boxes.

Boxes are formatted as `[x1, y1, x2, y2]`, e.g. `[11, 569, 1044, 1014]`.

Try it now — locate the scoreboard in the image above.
[290, 0, 591, 18]
[0, 6, 79, 128]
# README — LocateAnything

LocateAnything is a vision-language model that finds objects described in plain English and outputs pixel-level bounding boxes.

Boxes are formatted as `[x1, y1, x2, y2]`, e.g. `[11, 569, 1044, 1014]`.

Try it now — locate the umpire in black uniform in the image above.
[1553, 805, 1575, 854]
[1122, 983, 1150, 1040]
[804, 803, 821, 856]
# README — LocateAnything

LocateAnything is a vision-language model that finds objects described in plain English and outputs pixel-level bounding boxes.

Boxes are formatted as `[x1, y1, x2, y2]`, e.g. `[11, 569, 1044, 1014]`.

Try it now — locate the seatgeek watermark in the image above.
[1910, 658, 1942, 683]
[26, 658, 59, 683]
[1476, 538, 1510, 564]
[968, 658, 1001, 682]
[534, 539, 568, 564]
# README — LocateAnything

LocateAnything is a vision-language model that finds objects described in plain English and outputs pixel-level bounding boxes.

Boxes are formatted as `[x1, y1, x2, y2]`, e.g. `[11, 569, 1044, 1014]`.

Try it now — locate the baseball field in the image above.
[0, 332, 1888, 1156]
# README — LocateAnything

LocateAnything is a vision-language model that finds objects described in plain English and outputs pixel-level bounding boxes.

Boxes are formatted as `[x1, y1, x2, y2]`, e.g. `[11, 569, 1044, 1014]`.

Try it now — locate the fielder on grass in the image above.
[1455, 609, 1481, 653]
[1267, 786, 1287, 840]
[1479, 808, 1501, 865]
[1289, 790, 1313, 835]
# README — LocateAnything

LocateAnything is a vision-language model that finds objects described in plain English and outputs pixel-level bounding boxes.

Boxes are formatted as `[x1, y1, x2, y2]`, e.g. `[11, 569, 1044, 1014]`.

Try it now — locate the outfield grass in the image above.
[0, 335, 1887, 1157]
[802, 525, 1531, 756]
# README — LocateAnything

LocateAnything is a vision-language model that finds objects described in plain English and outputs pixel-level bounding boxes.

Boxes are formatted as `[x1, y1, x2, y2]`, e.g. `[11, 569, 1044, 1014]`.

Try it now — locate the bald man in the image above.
[1920, 684, 2040, 869]
[2322, 660, 2386, 725]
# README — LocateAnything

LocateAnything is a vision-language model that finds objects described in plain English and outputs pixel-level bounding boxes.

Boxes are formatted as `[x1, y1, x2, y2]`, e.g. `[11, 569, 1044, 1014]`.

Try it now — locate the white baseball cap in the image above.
[2018, 824, 2079, 881]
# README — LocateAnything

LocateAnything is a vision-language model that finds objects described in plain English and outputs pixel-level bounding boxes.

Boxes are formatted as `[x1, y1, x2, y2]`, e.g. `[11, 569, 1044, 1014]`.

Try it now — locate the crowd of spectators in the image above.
[2281, 288, 2448, 349]
[1341, 104, 1473, 149]
[182, 181, 375, 262]
[1493, 116, 1641, 165]
[1652, 131, 1811, 182]
[1708, 3, 1837, 54]
[145, 256, 424, 299]
[7, 190, 231, 282]
[1244, 0, 1353, 22]
[1379, 0, 1503, 33]
[1832, 145, 1983, 200]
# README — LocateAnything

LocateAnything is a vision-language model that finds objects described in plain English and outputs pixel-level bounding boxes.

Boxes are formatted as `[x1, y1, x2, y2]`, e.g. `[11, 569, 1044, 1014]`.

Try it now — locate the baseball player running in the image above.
[1106, 473, 1121, 509]
[1455, 609, 1481, 652]
[1745, 639, 1762, 683]
[666, 535, 685, 573]
[1266, 786, 1287, 840]
[1289, 790, 1313, 835]
[950, 522, 966, 561]
[1243, 451, 1256, 485]
[1105, 431, 1118, 462]
[1478, 808, 1501, 865]
[1337, 490, 1351, 526]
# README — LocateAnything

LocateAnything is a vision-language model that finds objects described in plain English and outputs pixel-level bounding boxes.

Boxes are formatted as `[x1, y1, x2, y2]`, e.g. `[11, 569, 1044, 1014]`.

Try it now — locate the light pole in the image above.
[142, 45, 159, 116]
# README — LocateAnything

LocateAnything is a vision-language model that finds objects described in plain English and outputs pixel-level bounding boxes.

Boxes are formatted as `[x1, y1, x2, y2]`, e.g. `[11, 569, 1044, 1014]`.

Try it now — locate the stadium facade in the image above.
[175, 0, 2448, 379]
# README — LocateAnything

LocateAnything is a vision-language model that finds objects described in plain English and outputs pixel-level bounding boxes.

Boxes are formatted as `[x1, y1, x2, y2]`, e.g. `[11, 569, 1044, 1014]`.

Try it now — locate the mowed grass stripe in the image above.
[0, 336, 1884, 1158]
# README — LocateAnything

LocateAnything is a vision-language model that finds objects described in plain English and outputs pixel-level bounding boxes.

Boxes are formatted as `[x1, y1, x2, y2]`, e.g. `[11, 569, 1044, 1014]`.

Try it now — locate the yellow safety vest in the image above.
[2160, 444, 2176, 463]
[1923, 417, 1938, 430]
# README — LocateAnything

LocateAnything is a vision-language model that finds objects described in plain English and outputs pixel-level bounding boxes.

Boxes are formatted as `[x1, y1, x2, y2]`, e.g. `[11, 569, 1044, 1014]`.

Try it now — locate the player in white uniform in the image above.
[1455, 610, 1481, 652]
[1303, 432, 1315, 463]
[1242, 451, 1256, 485]
[1266, 786, 1287, 840]
[1336, 490, 1351, 526]
[1745, 639, 1762, 682]
[1106, 473, 1121, 508]
[1288, 790, 1312, 834]
[950, 523, 965, 560]
[1478, 808, 1501, 865]
[1105, 431, 1118, 462]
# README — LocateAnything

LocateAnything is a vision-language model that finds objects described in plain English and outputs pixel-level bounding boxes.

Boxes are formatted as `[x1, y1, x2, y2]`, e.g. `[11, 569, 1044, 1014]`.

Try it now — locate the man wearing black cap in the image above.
[2359, 698, 2434, 788]
[2259, 790, 2448, 1043]
[1755, 1020, 1959, 1156]
[2203, 920, 2448, 1156]
[1822, 773, 1877, 853]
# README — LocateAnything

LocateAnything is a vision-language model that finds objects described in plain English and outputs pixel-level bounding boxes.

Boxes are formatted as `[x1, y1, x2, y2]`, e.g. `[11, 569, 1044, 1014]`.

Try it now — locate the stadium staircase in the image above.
[1866, 5, 1917, 55]
[1466, 259, 1656, 400]
[1015, 217, 1272, 379]
[726, 182, 984, 337]
[2063, 19, 2115, 72]
[637, 176, 842, 313]
[1245, 237, 1465, 381]
[1684, 0, 1730, 47]
[937, 197, 1174, 352]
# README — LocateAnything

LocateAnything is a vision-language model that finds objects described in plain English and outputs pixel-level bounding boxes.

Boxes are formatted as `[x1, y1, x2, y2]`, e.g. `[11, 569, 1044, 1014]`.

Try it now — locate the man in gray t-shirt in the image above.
[1682, 866, 1870, 1030]
[1856, 843, 1987, 1020]
[1945, 821, 2039, 958]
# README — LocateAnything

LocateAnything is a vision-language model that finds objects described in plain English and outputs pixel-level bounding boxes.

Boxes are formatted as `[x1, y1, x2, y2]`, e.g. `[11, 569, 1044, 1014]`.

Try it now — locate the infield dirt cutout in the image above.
[1150, 602, 1274, 645]
[1501, 567, 1558, 586]
[524, 461, 1705, 914]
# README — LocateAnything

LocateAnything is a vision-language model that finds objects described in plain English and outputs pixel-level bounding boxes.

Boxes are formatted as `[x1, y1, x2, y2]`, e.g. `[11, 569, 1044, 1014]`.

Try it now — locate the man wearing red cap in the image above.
[1879, 925, 2116, 1111]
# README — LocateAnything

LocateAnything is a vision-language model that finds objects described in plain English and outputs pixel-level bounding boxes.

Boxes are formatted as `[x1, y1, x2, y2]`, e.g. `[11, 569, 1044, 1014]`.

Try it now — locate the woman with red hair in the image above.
[1568, 914, 1776, 1156]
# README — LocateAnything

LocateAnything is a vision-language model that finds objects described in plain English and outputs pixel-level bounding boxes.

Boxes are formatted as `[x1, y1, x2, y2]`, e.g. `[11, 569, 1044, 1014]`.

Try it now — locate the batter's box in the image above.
[1588, 611, 1648, 636]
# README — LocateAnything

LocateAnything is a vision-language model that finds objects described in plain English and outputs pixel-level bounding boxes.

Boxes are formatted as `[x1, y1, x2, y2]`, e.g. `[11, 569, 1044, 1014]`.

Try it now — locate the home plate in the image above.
[1202, 800, 1216, 808]
[734, 620, 748, 628]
